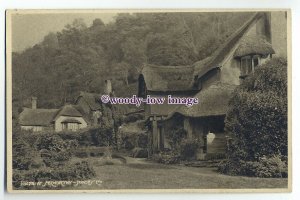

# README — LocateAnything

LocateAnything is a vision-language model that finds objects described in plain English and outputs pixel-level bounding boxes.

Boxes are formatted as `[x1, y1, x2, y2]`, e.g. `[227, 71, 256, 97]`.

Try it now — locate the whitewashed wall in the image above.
[54, 116, 87, 132]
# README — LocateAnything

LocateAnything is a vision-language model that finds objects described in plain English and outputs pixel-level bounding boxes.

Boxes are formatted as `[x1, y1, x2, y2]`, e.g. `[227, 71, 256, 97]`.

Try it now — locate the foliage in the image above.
[165, 125, 187, 150]
[35, 133, 67, 152]
[12, 130, 99, 189]
[13, 161, 96, 189]
[40, 149, 72, 167]
[225, 58, 287, 161]
[179, 138, 202, 160]
[121, 131, 148, 150]
[12, 13, 254, 112]
[152, 151, 181, 164]
[220, 58, 288, 177]
[12, 135, 44, 170]
[90, 125, 114, 146]
[218, 155, 287, 178]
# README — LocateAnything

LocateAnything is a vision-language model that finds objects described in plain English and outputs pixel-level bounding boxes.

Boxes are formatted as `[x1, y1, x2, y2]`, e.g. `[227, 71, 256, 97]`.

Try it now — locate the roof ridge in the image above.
[192, 12, 262, 78]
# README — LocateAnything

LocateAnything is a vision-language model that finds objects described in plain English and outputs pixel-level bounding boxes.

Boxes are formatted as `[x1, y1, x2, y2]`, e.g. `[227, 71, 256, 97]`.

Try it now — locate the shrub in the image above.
[218, 154, 287, 178]
[40, 149, 72, 167]
[35, 133, 66, 152]
[221, 58, 288, 177]
[225, 58, 287, 161]
[179, 138, 201, 160]
[90, 125, 114, 146]
[13, 161, 96, 189]
[165, 126, 187, 150]
[152, 151, 181, 164]
[12, 135, 44, 170]
[121, 132, 148, 150]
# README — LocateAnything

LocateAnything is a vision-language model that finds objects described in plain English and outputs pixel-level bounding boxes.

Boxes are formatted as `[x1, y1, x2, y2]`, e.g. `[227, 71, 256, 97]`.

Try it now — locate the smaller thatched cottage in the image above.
[138, 11, 286, 159]
[19, 97, 87, 132]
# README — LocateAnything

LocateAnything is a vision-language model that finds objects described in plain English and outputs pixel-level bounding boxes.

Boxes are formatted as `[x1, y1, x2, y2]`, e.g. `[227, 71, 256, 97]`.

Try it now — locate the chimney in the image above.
[31, 97, 37, 109]
[256, 12, 272, 43]
[270, 11, 288, 58]
[104, 79, 112, 95]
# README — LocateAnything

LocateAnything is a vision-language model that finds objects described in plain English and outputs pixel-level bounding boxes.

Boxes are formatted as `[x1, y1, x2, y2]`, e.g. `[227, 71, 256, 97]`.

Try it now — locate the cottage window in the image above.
[62, 122, 68, 130]
[62, 122, 79, 131]
[240, 55, 261, 78]
[33, 126, 43, 132]
[68, 123, 79, 131]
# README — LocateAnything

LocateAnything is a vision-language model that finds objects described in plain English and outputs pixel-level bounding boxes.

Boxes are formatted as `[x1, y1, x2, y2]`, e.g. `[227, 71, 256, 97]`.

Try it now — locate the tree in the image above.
[41, 32, 59, 49]
[92, 18, 105, 27]
[12, 13, 254, 113]
[225, 57, 288, 161]
[146, 32, 198, 66]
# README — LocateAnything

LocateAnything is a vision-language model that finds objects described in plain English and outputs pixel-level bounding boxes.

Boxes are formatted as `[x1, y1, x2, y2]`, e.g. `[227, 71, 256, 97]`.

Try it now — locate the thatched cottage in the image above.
[138, 12, 287, 158]
[75, 79, 128, 126]
[19, 97, 88, 132]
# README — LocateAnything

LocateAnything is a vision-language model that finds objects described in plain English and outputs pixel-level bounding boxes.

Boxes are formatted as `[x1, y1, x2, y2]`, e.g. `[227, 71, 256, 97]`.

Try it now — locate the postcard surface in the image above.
[6, 9, 291, 192]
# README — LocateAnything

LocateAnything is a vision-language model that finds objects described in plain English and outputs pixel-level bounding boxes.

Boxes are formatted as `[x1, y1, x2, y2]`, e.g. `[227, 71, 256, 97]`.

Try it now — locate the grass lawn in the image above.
[70, 157, 288, 190]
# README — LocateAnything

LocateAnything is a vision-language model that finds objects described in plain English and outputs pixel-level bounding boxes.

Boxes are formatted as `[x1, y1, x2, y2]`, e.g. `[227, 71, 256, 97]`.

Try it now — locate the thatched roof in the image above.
[56, 105, 83, 118]
[61, 118, 82, 124]
[140, 13, 268, 93]
[19, 108, 59, 126]
[19, 104, 85, 126]
[167, 83, 236, 118]
[140, 64, 195, 92]
[76, 91, 102, 111]
[234, 36, 275, 58]
[193, 12, 264, 78]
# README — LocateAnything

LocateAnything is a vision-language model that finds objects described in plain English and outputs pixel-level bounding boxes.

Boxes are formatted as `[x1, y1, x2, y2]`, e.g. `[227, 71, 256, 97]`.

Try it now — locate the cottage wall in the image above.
[220, 55, 240, 85]
[21, 125, 53, 132]
[54, 116, 87, 132]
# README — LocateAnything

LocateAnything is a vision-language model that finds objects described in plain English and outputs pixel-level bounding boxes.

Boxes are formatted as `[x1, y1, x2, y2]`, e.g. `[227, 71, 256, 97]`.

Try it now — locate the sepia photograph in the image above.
[6, 10, 291, 192]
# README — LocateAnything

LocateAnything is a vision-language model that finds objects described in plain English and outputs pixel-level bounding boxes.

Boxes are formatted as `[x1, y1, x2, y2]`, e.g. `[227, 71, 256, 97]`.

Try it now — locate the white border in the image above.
[1, 0, 300, 200]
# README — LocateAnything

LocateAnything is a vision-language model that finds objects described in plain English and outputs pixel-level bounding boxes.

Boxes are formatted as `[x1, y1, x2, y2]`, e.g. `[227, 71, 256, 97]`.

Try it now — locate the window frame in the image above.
[239, 55, 261, 78]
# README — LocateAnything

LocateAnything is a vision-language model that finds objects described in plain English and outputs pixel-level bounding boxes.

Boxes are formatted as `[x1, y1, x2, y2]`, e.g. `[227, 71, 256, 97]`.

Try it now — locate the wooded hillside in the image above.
[12, 12, 254, 111]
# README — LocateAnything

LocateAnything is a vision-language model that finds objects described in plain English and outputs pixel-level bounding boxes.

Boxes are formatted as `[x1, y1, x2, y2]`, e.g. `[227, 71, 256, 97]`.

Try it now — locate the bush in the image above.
[35, 133, 66, 152]
[165, 126, 187, 150]
[40, 149, 71, 167]
[152, 151, 181, 164]
[57, 126, 114, 147]
[121, 132, 148, 150]
[218, 155, 287, 178]
[90, 125, 114, 146]
[225, 58, 287, 161]
[221, 58, 288, 177]
[13, 135, 44, 170]
[179, 138, 201, 160]
[13, 161, 96, 189]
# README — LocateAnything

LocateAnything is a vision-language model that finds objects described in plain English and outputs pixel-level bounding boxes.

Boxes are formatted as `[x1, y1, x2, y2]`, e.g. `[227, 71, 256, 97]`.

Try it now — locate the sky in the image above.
[11, 13, 117, 52]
